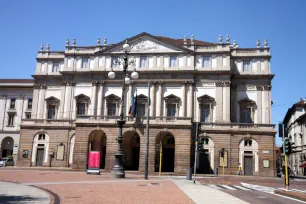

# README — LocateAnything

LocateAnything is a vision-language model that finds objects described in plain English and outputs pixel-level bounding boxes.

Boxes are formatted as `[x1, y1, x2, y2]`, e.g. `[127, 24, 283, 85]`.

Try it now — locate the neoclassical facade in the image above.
[16, 32, 276, 176]
[283, 98, 306, 175]
[0, 79, 33, 163]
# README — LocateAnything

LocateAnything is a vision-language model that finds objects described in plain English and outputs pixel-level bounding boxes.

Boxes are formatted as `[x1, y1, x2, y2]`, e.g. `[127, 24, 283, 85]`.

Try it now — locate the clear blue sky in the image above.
[1, 0, 305, 145]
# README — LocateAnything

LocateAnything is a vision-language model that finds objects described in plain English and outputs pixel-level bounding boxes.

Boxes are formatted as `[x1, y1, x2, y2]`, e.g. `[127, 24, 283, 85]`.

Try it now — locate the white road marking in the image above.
[220, 185, 237, 190]
[208, 184, 223, 190]
[234, 185, 251, 191]
[291, 188, 306, 193]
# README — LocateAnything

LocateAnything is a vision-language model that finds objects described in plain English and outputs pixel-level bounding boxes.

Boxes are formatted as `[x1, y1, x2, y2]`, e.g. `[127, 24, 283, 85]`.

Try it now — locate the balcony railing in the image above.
[22, 119, 74, 126]
[199, 122, 275, 133]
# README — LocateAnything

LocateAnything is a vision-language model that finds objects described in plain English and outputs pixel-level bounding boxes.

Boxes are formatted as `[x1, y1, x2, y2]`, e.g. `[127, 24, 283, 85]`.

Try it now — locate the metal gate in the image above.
[36, 148, 44, 166]
[244, 156, 253, 176]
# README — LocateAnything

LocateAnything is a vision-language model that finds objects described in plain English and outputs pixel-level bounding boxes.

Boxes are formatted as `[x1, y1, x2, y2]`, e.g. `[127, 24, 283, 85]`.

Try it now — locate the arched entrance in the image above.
[239, 138, 259, 176]
[155, 131, 175, 172]
[1, 137, 14, 158]
[69, 135, 75, 166]
[89, 130, 107, 169]
[197, 137, 214, 174]
[123, 131, 140, 170]
[32, 133, 49, 166]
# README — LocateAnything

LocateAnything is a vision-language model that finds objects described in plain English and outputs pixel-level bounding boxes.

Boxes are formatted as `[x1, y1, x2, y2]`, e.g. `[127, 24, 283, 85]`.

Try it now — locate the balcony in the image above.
[21, 119, 74, 128]
[199, 122, 276, 134]
[76, 115, 192, 126]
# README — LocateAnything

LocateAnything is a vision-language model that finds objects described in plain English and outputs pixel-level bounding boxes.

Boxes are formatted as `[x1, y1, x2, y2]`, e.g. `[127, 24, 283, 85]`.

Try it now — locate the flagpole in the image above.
[145, 81, 150, 179]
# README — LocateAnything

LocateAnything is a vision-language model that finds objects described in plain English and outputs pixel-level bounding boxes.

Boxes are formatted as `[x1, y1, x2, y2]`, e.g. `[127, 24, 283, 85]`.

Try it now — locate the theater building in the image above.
[16, 32, 276, 176]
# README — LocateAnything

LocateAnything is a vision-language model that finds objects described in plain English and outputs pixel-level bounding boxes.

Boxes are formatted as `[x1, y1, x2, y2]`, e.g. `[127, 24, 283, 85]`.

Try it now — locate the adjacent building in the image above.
[10, 32, 276, 176]
[283, 98, 306, 175]
[0, 79, 33, 163]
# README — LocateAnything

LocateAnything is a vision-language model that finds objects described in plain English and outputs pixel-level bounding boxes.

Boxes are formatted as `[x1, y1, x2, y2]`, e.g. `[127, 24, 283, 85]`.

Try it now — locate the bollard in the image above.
[186, 168, 192, 180]
[214, 167, 218, 176]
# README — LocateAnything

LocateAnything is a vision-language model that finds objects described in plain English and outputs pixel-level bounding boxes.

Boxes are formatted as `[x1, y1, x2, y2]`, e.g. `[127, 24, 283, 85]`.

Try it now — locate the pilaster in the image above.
[58, 81, 67, 119]
[150, 81, 156, 117]
[187, 81, 194, 118]
[37, 84, 47, 119]
[156, 81, 163, 117]
[31, 84, 40, 119]
[256, 85, 263, 124]
[97, 81, 104, 117]
[91, 80, 99, 116]
[181, 81, 187, 117]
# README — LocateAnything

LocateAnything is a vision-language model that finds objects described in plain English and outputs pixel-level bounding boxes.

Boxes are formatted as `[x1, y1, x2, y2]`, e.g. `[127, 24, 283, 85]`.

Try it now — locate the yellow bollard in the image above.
[285, 155, 289, 191]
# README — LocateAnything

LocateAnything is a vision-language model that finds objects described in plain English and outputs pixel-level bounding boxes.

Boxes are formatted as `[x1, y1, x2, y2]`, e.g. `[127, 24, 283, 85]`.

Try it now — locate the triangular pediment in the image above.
[75, 94, 90, 100]
[197, 94, 215, 102]
[96, 32, 191, 54]
[105, 94, 121, 100]
[238, 98, 256, 104]
[164, 94, 181, 100]
[45, 96, 60, 101]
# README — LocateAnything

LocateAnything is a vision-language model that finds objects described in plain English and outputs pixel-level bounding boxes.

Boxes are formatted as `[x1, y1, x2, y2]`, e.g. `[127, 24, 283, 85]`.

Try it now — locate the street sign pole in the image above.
[223, 156, 225, 176]
[194, 123, 199, 184]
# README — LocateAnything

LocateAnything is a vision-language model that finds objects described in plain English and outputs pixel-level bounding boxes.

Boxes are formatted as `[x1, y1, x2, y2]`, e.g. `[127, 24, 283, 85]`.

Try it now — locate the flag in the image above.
[132, 93, 137, 117]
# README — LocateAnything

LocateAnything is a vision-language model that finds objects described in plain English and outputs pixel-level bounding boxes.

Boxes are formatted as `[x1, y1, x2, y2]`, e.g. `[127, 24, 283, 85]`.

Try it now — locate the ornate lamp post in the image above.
[108, 39, 138, 178]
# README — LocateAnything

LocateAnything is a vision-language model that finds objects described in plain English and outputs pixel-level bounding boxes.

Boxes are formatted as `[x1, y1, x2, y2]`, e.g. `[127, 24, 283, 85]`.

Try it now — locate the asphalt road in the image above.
[223, 189, 305, 204]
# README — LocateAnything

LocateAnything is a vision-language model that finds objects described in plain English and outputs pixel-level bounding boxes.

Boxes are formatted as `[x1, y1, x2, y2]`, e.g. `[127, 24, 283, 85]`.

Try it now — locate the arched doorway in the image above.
[69, 135, 75, 166]
[89, 130, 107, 169]
[155, 131, 175, 172]
[197, 137, 214, 174]
[1, 137, 14, 158]
[239, 138, 259, 176]
[123, 131, 140, 170]
[32, 133, 49, 166]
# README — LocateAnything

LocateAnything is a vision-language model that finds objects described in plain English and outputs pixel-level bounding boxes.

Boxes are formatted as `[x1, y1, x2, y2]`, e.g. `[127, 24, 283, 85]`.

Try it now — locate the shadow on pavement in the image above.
[0, 194, 44, 203]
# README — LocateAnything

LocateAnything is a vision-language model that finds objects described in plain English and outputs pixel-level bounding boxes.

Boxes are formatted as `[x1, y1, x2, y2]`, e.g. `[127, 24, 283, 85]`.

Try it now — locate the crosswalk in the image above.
[206, 183, 306, 194]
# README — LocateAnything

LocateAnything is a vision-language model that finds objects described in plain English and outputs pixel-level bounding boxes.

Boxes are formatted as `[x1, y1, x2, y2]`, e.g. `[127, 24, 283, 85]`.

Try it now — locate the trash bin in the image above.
[186, 168, 192, 180]
[214, 167, 218, 175]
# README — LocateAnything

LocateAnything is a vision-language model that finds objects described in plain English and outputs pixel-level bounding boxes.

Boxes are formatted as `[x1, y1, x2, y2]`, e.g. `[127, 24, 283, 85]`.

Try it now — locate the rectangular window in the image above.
[243, 60, 251, 71]
[137, 104, 146, 117]
[202, 56, 210, 68]
[27, 99, 32, 109]
[52, 62, 60, 72]
[10, 98, 16, 109]
[240, 108, 252, 123]
[25, 113, 31, 119]
[140, 56, 147, 68]
[47, 105, 56, 119]
[112, 56, 119, 68]
[170, 56, 177, 67]
[7, 113, 15, 126]
[77, 103, 86, 115]
[200, 105, 210, 122]
[81, 58, 89, 69]
[108, 103, 116, 116]
[167, 104, 176, 117]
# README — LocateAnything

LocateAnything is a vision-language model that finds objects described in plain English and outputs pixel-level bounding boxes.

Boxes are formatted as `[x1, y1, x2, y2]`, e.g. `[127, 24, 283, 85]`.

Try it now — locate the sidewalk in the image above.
[0, 181, 50, 204]
[172, 179, 248, 204]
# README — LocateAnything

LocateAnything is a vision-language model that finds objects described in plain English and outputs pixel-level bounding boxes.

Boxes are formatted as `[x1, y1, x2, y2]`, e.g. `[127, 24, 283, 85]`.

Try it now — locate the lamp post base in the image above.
[111, 152, 125, 178]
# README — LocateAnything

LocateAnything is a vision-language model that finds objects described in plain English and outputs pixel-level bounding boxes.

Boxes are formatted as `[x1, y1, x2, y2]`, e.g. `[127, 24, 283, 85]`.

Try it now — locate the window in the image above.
[27, 99, 32, 109]
[7, 113, 15, 126]
[204, 138, 209, 145]
[240, 108, 252, 123]
[243, 60, 251, 71]
[10, 98, 16, 109]
[167, 137, 175, 145]
[170, 56, 177, 67]
[108, 103, 116, 116]
[200, 105, 210, 122]
[38, 133, 46, 140]
[202, 56, 210, 68]
[167, 104, 176, 117]
[25, 113, 31, 119]
[52, 62, 60, 72]
[244, 139, 252, 147]
[81, 58, 89, 69]
[137, 104, 146, 117]
[47, 105, 56, 119]
[77, 103, 86, 115]
[112, 56, 119, 68]
[140, 56, 147, 68]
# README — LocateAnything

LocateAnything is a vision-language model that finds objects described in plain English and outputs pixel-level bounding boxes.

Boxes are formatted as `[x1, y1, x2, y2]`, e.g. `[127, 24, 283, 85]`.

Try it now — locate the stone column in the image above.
[91, 81, 99, 116]
[156, 81, 163, 117]
[256, 85, 263, 124]
[126, 83, 133, 116]
[187, 82, 193, 118]
[150, 82, 156, 117]
[64, 81, 75, 119]
[224, 82, 231, 122]
[215, 81, 224, 122]
[31, 84, 40, 119]
[264, 85, 272, 124]
[181, 82, 187, 117]
[37, 84, 47, 119]
[58, 81, 67, 119]
[97, 81, 104, 117]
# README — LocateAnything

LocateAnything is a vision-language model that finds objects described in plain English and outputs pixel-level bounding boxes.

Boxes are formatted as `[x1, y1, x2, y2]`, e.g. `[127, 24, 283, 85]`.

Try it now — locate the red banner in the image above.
[88, 151, 100, 169]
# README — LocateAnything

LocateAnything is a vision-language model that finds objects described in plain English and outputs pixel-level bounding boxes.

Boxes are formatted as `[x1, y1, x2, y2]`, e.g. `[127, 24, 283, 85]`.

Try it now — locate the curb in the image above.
[274, 190, 306, 202]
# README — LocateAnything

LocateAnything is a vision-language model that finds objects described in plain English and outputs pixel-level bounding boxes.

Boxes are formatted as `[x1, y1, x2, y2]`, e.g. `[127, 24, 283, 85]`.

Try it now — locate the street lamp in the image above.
[108, 39, 138, 178]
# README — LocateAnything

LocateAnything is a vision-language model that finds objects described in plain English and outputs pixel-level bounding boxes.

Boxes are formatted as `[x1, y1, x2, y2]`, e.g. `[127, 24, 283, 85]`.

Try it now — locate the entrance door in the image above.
[162, 148, 175, 172]
[244, 156, 253, 176]
[132, 147, 140, 170]
[198, 150, 213, 174]
[36, 148, 45, 166]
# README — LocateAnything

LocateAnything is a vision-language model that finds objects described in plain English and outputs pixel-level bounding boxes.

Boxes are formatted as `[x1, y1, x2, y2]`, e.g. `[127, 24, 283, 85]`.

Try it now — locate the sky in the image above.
[1, 0, 305, 145]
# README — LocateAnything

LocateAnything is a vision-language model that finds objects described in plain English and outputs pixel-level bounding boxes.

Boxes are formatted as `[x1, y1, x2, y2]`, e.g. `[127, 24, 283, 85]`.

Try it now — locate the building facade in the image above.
[0, 79, 33, 163]
[283, 98, 306, 175]
[15, 32, 276, 176]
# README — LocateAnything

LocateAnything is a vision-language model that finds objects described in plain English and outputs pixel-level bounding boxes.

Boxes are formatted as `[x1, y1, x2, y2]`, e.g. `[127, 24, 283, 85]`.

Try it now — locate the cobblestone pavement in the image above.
[0, 170, 194, 204]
